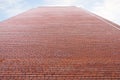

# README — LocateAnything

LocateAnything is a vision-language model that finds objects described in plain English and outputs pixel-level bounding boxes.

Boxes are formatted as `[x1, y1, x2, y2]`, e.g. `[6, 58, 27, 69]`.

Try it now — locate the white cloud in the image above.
[44, 0, 78, 6]
[0, 0, 28, 17]
[0, 0, 23, 9]
[92, 0, 120, 25]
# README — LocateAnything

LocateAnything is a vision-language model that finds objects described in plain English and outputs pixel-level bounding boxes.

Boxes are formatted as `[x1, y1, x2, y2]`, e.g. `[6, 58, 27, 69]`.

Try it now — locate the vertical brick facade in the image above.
[0, 6, 120, 79]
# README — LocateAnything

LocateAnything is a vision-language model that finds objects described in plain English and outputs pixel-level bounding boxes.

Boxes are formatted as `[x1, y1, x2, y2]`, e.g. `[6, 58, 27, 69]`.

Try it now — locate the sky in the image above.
[0, 0, 120, 25]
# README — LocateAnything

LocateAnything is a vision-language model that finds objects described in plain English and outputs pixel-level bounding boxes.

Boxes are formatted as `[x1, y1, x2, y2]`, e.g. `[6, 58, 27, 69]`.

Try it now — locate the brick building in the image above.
[0, 6, 120, 79]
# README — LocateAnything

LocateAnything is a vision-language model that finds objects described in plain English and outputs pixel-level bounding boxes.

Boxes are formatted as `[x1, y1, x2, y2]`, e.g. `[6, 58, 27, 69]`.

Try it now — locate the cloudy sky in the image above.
[0, 0, 120, 25]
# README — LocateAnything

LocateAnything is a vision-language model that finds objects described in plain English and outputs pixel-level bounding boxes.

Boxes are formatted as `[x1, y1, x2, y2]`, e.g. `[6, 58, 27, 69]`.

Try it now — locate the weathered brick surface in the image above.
[0, 6, 120, 79]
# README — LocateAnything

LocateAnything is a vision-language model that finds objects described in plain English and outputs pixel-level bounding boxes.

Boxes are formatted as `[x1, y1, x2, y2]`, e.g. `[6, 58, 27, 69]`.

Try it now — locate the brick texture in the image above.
[0, 6, 120, 80]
